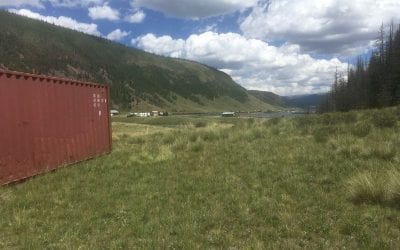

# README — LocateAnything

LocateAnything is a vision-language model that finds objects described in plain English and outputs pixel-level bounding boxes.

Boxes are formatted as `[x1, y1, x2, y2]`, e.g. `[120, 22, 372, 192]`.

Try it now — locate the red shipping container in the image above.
[0, 70, 112, 185]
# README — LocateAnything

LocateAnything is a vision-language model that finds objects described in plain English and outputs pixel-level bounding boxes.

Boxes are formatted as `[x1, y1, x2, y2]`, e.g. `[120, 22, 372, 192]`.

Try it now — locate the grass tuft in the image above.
[371, 110, 398, 128]
[264, 117, 281, 126]
[348, 172, 385, 204]
[386, 169, 400, 206]
[127, 136, 146, 145]
[369, 142, 396, 161]
[194, 121, 208, 128]
[313, 126, 337, 143]
[348, 169, 400, 207]
[350, 122, 371, 138]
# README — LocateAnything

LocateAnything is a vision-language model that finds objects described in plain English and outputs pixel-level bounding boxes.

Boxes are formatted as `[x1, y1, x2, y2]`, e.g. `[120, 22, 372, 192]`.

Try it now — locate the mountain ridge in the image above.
[0, 11, 281, 112]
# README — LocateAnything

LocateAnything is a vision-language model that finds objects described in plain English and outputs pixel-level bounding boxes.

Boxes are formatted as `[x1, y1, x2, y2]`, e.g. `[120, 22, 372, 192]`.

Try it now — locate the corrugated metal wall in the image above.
[0, 70, 112, 185]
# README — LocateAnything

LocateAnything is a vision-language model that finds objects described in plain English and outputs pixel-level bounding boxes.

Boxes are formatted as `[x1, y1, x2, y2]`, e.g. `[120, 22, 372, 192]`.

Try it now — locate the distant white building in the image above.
[221, 112, 236, 117]
[110, 109, 120, 116]
[137, 112, 151, 117]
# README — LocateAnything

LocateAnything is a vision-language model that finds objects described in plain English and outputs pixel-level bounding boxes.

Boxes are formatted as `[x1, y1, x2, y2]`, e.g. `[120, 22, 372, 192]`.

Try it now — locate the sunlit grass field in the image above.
[1, 109, 400, 248]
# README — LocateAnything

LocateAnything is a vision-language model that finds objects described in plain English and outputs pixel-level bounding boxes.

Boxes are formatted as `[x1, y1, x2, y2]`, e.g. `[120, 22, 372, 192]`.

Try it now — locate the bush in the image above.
[371, 110, 397, 128]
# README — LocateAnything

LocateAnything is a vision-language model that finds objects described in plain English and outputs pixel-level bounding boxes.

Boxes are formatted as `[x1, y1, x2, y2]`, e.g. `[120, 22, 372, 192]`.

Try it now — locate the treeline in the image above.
[320, 23, 400, 112]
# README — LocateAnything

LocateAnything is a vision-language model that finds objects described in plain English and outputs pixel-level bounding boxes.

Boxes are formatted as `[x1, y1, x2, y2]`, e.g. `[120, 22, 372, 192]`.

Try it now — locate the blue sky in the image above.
[1, 0, 400, 95]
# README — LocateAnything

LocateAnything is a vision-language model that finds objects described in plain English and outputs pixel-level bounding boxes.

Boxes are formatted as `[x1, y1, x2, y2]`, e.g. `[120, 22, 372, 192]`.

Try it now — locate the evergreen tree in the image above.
[320, 23, 400, 112]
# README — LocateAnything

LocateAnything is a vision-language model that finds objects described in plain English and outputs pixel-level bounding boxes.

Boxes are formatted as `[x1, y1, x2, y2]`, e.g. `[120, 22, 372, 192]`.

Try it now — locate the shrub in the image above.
[371, 110, 397, 128]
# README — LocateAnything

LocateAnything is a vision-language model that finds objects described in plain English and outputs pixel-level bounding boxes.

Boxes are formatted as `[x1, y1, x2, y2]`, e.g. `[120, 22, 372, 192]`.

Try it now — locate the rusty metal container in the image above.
[0, 70, 112, 185]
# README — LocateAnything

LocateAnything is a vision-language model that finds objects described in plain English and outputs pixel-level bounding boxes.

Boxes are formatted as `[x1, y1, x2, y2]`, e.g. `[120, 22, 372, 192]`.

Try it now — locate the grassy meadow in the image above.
[1, 108, 400, 248]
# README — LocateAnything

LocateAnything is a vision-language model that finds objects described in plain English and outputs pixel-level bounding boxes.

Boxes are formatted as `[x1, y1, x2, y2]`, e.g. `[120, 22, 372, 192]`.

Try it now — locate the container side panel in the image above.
[0, 71, 112, 185]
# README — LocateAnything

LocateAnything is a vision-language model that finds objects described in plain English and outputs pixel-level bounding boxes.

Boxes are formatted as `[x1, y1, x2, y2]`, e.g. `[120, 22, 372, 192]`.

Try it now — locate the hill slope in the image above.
[283, 94, 325, 108]
[249, 89, 326, 109]
[248, 90, 286, 107]
[0, 11, 278, 111]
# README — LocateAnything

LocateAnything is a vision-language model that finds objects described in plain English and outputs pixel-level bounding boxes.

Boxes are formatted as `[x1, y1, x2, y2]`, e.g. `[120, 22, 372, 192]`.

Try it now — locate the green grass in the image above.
[1, 108, 400, 248]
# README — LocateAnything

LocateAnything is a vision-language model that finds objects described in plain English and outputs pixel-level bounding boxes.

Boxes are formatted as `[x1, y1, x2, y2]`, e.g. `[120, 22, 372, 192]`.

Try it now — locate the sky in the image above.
[1, 0, 400, 96]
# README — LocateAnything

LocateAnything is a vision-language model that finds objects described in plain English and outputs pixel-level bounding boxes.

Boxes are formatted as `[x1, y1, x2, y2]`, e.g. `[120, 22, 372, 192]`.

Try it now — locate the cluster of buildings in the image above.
[110, 110, 169, 117]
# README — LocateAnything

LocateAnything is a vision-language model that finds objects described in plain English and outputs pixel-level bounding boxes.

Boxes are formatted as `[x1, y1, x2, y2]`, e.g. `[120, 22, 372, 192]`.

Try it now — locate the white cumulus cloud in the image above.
[133, 32, 348, 95]
[240, 0, 400, 57]
[106, 29, 130, 41]
[88, 3, 119, 20]
[125, 9, 146, 23]
[47, 0, 105, 7]
[0, 0, 43, 8]
[9, 9, 101, 36]
[130, 0, 258, 19]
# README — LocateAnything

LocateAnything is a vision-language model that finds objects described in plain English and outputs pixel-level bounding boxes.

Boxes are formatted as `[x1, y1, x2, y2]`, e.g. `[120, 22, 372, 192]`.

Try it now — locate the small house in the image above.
[221, 112, 236, 117]
[110, 109, 120, 116]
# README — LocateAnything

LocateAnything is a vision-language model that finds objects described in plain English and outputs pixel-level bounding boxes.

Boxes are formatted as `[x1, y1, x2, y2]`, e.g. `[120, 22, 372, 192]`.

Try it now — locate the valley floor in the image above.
[1, 110, 400, 248]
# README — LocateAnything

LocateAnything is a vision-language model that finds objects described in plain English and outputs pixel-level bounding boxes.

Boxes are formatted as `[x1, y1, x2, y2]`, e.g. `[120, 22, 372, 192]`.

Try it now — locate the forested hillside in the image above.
[0, 11, 278, 111]
[320, 23, 400, 112]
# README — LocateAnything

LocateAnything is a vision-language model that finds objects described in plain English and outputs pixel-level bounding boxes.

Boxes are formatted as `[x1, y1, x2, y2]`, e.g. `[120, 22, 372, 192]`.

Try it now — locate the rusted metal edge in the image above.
[0, 69, 107, 88]
[1, 150, 112, 186]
